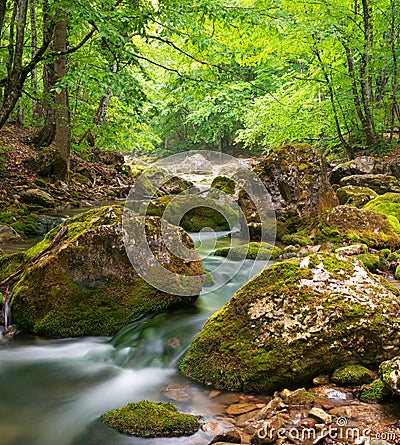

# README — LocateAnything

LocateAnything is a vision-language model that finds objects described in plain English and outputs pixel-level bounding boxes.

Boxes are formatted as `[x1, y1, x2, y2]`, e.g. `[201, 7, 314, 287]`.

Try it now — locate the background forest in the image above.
[0, 0, 399, 172]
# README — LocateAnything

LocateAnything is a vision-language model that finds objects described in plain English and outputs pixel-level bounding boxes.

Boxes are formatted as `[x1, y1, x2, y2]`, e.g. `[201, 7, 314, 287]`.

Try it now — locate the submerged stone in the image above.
[7, 206, 203, 337]
[102, 400, 200, 437]
[179, 253, 400, 393]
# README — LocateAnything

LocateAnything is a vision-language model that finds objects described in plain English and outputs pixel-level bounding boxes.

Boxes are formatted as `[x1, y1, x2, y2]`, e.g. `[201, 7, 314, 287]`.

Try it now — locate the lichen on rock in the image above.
[179, 252, 400, 393]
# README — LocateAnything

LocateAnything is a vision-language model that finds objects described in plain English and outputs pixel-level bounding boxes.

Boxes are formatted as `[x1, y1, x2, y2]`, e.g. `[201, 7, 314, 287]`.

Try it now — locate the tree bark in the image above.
[53, 10, 70, 178]
[30, 0, 40, 121]
[389, 0, 398, 143]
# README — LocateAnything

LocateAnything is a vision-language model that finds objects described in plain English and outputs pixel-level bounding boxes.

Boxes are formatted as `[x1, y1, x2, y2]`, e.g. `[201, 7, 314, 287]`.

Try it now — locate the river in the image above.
[0, 230, 270, 445]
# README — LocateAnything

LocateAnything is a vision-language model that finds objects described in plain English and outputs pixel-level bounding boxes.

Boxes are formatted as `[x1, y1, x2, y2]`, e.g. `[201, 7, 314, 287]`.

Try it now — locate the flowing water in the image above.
[0, 231, 270, 445]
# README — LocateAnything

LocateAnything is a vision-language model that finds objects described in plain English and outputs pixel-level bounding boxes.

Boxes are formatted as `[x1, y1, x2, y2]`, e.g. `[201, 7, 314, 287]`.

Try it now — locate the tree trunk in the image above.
[53, 10, 70, 179]
[389, 0, 398, 143]
[30, 0, 40, 121]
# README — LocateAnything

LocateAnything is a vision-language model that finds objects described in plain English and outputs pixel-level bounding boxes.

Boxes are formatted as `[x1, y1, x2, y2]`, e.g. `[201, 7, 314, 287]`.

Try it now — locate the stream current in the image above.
[0, 230, 270, 445]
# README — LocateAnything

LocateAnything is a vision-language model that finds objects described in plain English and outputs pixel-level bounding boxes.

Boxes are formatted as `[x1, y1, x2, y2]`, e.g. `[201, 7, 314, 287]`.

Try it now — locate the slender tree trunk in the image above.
[30, 0, 40, 121]
[360, 0, 378, 147]
[389, 0, 398, 143]
[0, 0, 6, 40]
[53, 10, 70, 178]
[81, 61, 118, 146]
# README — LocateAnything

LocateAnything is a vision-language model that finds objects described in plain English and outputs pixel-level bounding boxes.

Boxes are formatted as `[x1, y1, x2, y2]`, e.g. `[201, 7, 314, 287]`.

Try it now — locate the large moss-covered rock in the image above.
[330, 156, 386, 185]
[363, 193, 400, 220]
[213, 242, 282, 260]
[253, 143, 338, 218]
[179, 253, 400, 393]
[340, 174, 400, 195]
[379, 356, 400, 395]
[336, 185, 378, 207]
[238, 144, 338, 240]
[313, 206, 400, 249]
[102, 400, 200, 437]
[145, 195, 238, 232]
[7, 206, 203, 337]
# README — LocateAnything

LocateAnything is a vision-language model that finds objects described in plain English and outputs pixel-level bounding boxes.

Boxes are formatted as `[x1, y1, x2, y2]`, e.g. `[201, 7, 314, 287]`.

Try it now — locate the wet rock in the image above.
[285, 388, 315, 406]
[331, 365, 375, 386]
[340, 174, 400, 195]
[336, 185, 378, 207]
[209, 429, 241, 444]
[313, 375, 330, 386]
[179, 252, 400, 392]
[161, 384, 191, 402]
[101, 400, 200, 437]
[8, 206, 203, 337]
[20, 188, 55, 208]
[334, 244, 367, 256]
[330, 156, 386, 185]
[308, 407, 332, 424]
[0, 224, 23, 243]
[380, 357, 400, 395]
[226, 403, 263, 416]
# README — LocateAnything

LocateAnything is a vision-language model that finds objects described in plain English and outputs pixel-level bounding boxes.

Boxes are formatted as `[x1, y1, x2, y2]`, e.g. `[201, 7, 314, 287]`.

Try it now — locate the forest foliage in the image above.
[0, 0, 399, 164]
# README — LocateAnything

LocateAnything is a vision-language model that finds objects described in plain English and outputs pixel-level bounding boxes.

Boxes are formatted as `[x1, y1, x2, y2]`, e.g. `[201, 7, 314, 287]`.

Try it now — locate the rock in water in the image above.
[8, 206, 203, 337]
[179, 253, 400, 392]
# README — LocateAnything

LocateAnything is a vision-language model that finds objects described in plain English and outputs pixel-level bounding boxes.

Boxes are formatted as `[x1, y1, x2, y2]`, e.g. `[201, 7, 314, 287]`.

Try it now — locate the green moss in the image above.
[336, 186, 377, 208]
[101, 400, 200, 437]
[0, 252, 26, 281]
[145, 195, 238, 232]
[379, 249, 391, 259]
[356, 253, 386, 273]
[179, 253, 399, 393]
[0, 206, 38, 236]
[281, 232, 312, 246]
[359, 379, 392, 403]
[331, 365, 373, 386]
[395, 265, 400, 280]
[203, 270, 216, 287]
[313, 207, 400, 249]
[213, 242, 282, 260]
[209, 176, 236, 196]
[363, 193, 400, 220]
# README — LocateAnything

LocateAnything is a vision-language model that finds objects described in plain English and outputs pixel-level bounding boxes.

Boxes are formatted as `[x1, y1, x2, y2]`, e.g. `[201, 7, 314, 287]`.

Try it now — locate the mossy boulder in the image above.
[330, 156, 386, 185]
[213, 242, 282, 260]
[281, 232, 313, 247]
[356, 253, 386, 273]
[238, 144, 338, 239]
[145, 195, 238, 232]
[101, 400, 200, 437]
[7, 206, 203, 337]
[179, 253, 400, 393]
[331, 365, 374, 386]
[359, 379, 392, 403]
[0, 224, 23, 243]
[336, 185, 378, 207]
[313, 206, 400, 249]
[340, 174, 400, 195]
[379, 357, 400, 395]
[363, 193, 400, 220]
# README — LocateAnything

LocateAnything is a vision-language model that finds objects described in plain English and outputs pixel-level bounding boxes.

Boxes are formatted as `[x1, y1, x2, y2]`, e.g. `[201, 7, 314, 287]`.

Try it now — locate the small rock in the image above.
[160, 384, 190, 402]
[285, 388, 314, 405]
[20, 188, 55, 208]
[0, 224, 23, 243]
[308, 407, 333, 424]
[280, 389, 291, 398]
[209, 429, 241, 444]
[226, 403, 263, 416]
[331, 364, 375, 386]
[335, 244, 367, 256]
[209, 390, 222, 399]
[313, 375, 330, 386]
[255, 397, 286, 420]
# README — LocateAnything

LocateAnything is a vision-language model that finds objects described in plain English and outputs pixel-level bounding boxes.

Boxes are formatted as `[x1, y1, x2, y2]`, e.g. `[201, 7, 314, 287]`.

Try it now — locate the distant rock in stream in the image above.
[4, 205, 203, 337]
